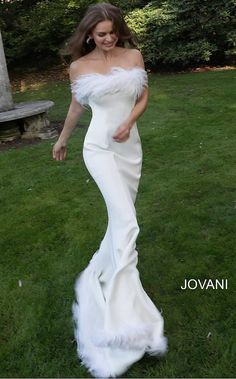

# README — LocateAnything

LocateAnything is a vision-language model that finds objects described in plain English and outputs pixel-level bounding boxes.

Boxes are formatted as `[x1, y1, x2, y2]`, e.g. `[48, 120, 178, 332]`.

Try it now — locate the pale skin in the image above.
[52, 20, 148, 161]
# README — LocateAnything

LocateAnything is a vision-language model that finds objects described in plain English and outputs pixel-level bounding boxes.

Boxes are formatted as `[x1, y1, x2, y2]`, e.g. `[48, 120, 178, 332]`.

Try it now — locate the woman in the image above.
[52, 3, 167, 378]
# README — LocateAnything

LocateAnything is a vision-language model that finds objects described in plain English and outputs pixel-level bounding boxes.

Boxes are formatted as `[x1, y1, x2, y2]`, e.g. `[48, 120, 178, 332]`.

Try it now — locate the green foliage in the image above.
[0, 0, 235, 68]
[0, 0, 95, 66]
[125, 7, 166, 66]
[126, 0, 236, 68]
[111, 0, 151, 12]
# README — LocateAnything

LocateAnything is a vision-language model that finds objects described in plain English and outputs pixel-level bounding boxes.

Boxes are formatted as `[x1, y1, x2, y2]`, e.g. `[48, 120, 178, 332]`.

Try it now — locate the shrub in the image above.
[126, 0, 236, 69]
[0, 0, 235, 69]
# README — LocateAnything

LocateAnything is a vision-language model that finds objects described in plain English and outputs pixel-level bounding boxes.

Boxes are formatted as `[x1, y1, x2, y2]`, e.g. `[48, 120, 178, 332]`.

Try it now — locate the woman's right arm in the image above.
[52, 62, 85, 161]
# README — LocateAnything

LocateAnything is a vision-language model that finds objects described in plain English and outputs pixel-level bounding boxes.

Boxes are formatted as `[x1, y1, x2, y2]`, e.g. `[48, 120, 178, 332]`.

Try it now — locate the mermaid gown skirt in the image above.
[71, 67, 167, 377]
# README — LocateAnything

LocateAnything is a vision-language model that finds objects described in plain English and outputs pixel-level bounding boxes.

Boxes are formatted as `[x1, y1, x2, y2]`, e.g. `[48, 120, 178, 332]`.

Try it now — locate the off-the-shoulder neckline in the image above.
[73, 66, 146, 81]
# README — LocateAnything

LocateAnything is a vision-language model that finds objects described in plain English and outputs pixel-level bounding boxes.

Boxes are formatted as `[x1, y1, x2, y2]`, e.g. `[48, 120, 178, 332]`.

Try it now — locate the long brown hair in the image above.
[61, 3, 138, 63]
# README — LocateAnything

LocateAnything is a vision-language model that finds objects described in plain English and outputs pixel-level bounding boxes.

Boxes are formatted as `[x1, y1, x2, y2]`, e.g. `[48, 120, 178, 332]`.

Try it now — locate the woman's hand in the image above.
[113, 122, 132, 143]
[52, 140, 67, 161]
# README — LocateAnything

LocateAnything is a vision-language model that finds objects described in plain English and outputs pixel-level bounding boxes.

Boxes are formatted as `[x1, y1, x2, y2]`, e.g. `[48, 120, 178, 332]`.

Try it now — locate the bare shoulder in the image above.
[129, 48, 142, 58]
[69, 59, 83, 81]
[119, 48, 145, 68]
[69, 55, 92, 80]
[128, 49, 145, 68]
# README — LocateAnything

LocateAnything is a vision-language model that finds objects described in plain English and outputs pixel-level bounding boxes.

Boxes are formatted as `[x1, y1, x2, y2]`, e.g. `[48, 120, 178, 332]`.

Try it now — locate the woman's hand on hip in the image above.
[52, 141, 67, 161]
[113, 122, 132, 143]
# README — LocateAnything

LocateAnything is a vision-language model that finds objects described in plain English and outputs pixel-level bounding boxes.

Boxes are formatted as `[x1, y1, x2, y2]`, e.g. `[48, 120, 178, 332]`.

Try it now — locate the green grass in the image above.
[0, 69, 236, 378]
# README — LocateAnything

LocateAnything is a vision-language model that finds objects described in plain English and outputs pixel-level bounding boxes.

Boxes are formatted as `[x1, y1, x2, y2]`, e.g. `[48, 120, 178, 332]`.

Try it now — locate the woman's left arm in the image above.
[126, 86, 148, 127]
[113, 50, 148, 143]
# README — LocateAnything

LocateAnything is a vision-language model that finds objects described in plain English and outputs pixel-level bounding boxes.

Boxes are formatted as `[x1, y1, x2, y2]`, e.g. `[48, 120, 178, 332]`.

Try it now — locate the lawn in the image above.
[0, 69, 235, 378]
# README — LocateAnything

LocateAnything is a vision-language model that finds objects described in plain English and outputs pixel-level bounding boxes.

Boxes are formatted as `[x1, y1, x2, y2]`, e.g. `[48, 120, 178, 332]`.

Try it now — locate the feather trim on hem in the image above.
[72, 299, 167, 378]
[91, 324, 168, 353]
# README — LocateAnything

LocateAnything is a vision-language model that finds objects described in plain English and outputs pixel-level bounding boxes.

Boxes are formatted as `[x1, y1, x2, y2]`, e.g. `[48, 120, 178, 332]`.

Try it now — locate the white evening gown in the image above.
[71, 66, 167, 378]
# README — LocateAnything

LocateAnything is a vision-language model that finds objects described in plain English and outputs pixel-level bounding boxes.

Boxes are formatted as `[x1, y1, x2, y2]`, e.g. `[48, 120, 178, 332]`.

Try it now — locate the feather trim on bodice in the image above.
[71, 66, 148, 106]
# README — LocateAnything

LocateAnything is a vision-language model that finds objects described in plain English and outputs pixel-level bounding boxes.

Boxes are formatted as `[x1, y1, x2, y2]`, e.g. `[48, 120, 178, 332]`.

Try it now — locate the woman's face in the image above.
[90, 20, 118, 51]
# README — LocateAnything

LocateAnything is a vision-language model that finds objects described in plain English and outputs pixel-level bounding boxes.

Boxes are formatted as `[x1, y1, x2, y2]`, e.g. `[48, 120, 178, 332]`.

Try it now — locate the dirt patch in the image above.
[9, 64, 69, 92]
[191, 65, 235, 73]
[0, 122, 87, 152]
[0, 137, 47, 152]
[9, 63, 235, 91]
[0, 122, 60, 152]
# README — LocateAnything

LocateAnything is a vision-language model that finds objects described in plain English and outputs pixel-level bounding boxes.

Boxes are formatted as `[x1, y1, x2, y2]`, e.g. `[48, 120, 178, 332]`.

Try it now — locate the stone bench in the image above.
[0, 100, 57, 142]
